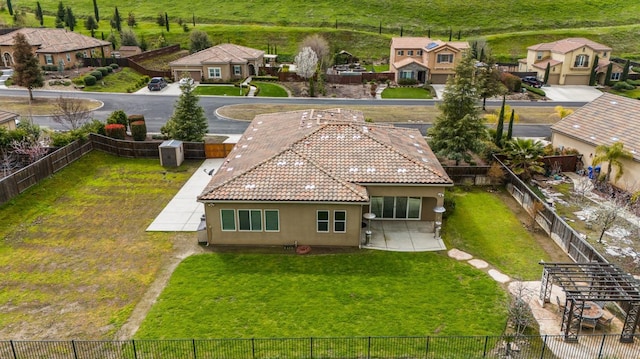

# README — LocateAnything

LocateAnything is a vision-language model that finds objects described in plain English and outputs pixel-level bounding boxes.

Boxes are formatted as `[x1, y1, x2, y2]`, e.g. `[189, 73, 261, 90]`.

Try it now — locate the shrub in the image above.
[397, 78, 417, 86]
[107, 110, 129, 131]
[252, 76, 278, 82]
[612, 81, 635, 91]
[41, 65, 58, 72]
[522, 84, 545, 96]
[501, 73, 522, 93]
[72, 77, 84, 85]
[105, 124, 126, 140]
[97, 67, 109, 76]
[110, 63, 119, 69]
[130, 120, 147, 141]
[90, 71, 103, 80]
[83, 75, 97, 86]
[626, 78, 640, 86]
[106, 66, 113, 73]
[127, 114, 145, 127]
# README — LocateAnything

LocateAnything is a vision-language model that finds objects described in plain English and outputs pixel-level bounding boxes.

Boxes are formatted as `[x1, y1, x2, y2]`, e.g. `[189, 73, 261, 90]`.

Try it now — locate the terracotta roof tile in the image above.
[527, 38, 611, 54]
[391, 37, 468, 51]
[169, 43, 264, 66]
[0, 28, 110, 53]
[551, 93, 640, 161]
[199, 109, 452, 202]
[532, 58, 563, 69]
[0, 110, 19, 125]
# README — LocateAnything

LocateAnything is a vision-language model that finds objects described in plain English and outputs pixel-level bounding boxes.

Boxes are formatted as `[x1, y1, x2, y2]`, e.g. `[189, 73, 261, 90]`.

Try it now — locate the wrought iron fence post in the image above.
[72, 339, 78, 359]
[539, 335, 547, 359]
[483, 336, 488, 357]
[367, 336, 371, 359]
[132, 339, 138, 359]
[310, 337, 313, 359]
[252, 338, 255, 359]
[10, 340, 17, 359]
[598, 334, 606, 358]
[192, 338, 197, 359]
[425, 336, 429, 357]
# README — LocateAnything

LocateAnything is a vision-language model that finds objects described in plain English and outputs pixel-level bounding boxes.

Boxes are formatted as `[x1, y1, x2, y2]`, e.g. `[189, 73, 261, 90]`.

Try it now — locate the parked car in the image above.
[147, 77, 167, 91]
[178, 77, 195, 88]
[521, 76, 543, 88]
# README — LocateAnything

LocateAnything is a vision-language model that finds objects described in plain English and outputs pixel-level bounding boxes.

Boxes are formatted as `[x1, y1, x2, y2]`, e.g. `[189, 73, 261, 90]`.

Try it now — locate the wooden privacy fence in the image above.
[442, 166, 491, 185]
[89, 134, 207, 159]
[0, 141, 92, 205]
[205, 143, 234, 158]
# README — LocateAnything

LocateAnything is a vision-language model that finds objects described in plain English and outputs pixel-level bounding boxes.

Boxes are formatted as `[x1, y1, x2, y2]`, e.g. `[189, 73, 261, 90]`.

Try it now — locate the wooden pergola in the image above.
[539, 262, 640, 343]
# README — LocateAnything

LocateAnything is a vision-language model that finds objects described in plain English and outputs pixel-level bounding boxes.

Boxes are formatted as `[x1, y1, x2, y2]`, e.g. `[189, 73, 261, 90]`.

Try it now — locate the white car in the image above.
[178, 77, 195, 87]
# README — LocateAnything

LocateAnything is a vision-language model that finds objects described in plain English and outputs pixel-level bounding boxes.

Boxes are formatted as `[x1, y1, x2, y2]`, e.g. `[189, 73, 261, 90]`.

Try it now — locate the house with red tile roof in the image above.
[389, 37, 469, 84]
[169, 43, 264, 82]
[0, 28, 111, 69]
[197, 109, 453, 247]
[551, 93, 640, 192]
[518, 38, 615, 85]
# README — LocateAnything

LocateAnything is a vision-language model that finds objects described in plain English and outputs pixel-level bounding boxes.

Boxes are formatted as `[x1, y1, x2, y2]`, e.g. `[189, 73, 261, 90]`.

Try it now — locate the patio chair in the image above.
[597, 316, 614, 330]
[581, 318, 597, 333]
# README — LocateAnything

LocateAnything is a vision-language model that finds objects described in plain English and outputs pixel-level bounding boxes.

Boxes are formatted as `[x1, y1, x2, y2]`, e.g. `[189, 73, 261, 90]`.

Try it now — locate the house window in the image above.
[220, 209, 236, 231]
[603, 52, 607, 58]
[238, 209, 262, 231]
[437, 54, 454, 63]
[334, 211, 346, 232]
[611, 72, 621, 81]
[397, 50, 404, 56]
[264, 210, 279, 232]
[371, 196, 421, 219]
[233, 65, 242, 76]
[208, 67, 222, 79]
[400, 70, 413, 79]
[83, 51, 88, 57]
[66, 54, 71, 62]
[574, 54, 589, 67]
[417, 50, 422, 55]
[45, 54, 53, 65]
[407, 50, 413, 56]
[91, 49, 96, 56]
[536, 52, 543, 60]
[317, 210, 329, 232]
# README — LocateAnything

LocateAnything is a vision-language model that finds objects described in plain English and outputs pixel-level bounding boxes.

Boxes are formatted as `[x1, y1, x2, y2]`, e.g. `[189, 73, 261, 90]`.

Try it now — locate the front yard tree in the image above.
[476, 55, 504, 110]
[189, 30, 212, 53]
[604, 63, 613, 86]
[12, 33, 44, 101]
[120, 28, 139, 47]
[428, 51, 487, 165]
[543, 63, 550, 84]
[55, 1, 65, 28]
[294, 46, 318, 97]
[592, 141, 633, 184]
[51, 96, 92, 130]
[161, 84, 208, 142]
[621, 59, 631, 82]
[85, 15, 99, 37]
[494, 96, 505, 148]
[589, 55, 599, 86]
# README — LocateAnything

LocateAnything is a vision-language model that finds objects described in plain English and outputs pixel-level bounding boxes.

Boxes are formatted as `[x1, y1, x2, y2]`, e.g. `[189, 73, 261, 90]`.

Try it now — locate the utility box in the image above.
[197, 214, 208, 245]
[159, 140, 184, 167]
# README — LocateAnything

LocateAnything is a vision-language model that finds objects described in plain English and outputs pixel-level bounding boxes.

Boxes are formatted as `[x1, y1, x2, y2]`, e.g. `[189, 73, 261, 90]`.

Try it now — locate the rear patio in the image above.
[362, 221, 445, 252]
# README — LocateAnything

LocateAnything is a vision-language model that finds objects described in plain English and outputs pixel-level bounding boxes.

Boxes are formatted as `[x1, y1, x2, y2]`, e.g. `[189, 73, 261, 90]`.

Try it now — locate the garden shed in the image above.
[159, 140, 184, 167]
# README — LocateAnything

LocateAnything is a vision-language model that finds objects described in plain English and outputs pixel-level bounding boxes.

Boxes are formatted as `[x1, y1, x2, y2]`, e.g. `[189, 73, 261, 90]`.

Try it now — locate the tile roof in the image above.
[527, 38, 611, 54]
[0, 28, 110, 53]
[391, 37, 468, 52]
[169, 43, 264, 66]
[199, 109, 452, 202]
[551, 93, 640, 161]
[0, 110, 19, 124]
[532, 58, 563, 69]
[393, 57, 427, 69]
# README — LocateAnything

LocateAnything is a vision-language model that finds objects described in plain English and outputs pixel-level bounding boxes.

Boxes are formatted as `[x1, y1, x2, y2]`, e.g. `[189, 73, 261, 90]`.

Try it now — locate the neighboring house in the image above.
[551, 93, 640, 192]
[116, 46, 142, 58]
[518, 38, 613, 85]
[389, 37, 470, 84]
[169, 43, 264, 82]
[197, 109, 453, 247]
[0, 110, 19, 130]
[0, 28, 111, 69]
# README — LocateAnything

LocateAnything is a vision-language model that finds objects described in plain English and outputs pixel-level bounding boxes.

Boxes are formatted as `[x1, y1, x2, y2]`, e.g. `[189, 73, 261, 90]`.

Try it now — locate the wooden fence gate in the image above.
[204, 143, 235, 158]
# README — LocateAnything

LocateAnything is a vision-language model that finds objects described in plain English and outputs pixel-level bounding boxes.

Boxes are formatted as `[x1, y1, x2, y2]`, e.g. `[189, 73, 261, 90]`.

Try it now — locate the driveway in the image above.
[135, 82, 184, 95]
[541, 85, 603, 102]
[0, 69, 12, 88]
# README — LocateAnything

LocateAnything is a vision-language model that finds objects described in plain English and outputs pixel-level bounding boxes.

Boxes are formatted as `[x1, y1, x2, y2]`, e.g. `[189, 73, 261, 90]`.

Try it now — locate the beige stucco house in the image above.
[389, 37, 469, 84]
[518, 38, 613, 85]
[551, 93, 640, 192]
[197, 109, 453, 247]
[0, 28, 111, 69]
[169, 43, 264, 82]
[0, 110, 19, 130]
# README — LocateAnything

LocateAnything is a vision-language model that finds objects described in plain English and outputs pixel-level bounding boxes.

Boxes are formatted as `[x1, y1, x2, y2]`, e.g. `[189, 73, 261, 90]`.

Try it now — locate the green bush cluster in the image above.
[96, 67, 109, 76]
[252, 76, 278, 82]
[130, 120, 147, 141]
[107, 110, 129, 131]
[90, 70, 103, 80]
[626, 78, 640, 86]
[126, 77, 150, 93]
[397, 78, 417, 86]
[522, 84, 545, 96]
[105, 124, 126, 140]
[612, 81, 636, 91]
[110, 63, 119, 70]
[83, 75, 97, 86]
[41, 65, 58, 71]
[50, 120, 106, 147]
[501, 73, 522, 92]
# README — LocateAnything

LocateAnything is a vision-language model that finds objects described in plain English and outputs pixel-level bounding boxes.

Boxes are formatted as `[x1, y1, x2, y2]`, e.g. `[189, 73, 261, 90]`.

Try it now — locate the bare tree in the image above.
[10, 139, 48, 164]
[507, 281, 535, 338]
[51, 96, 93, 130]
[0, 151, 19, 177]
[294, 46, 318, 97]
[572, 177, 593, 203]
[300, 34, 330, 70]
[593, 197, 628, 243]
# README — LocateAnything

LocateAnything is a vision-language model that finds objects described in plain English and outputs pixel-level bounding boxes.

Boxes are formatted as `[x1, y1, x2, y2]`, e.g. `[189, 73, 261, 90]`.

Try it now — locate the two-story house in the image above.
[389, 37, 469, 84]
[0, 28, 111, 69]
[518, 38, 615, 85]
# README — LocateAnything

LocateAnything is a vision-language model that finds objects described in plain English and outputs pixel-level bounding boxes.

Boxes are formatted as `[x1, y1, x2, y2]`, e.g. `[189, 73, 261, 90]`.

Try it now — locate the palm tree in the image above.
[592, 142, 633, 183]
[503, 138, 545, 180]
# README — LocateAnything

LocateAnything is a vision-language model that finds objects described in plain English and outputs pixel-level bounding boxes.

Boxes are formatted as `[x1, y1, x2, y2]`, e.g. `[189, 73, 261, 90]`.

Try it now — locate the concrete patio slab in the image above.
[541, 85, 603, 102]
[363, 221, 445, 252]
[146, 158, 224, 231]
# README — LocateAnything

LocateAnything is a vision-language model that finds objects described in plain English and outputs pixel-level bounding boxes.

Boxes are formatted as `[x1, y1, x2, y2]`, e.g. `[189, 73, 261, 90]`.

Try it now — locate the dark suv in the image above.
[521, 76, 543, 88]
[147, 77, 167, 91]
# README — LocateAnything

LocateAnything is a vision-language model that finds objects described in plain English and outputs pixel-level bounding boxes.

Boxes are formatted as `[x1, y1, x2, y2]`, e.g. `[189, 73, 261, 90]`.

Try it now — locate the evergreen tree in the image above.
[427, 52, 487, 165]
[7, 0, 13, 16]
[589, 55, 599, 86]
[189, 30, 212, 53]
[64, 6, 76, 31]
[165, 12, 169, 32]
[12, 33, 44, 101]
[139, 35, 148, 51]
[506, 109, 514, 141]
[605, 63, 613, 86]
[107, 31, 118, 50]
[543, 63, 550, 84]
[55, 1, 66, 28]
[93, 0, 100, 22]
[476, 55, 504, 110]
[127, 11, 136, 27]
[120, 28, 139, 47]
[621, 59, 631, 82]
[85, 15, 99, 37]
[35, 2, 44, 26]
[156, 13, 165, 27]
[111, 7, 122, 32]
[161, 85, 208, 141]
[495, 96, 505, 148]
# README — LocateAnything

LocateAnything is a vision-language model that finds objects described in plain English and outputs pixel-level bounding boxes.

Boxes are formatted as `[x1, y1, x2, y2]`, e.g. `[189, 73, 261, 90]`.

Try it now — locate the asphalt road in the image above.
[0, 88, 586, 137]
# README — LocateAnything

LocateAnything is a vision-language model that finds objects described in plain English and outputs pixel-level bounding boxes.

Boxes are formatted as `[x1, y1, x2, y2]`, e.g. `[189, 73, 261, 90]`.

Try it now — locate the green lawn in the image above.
[0, 151, 200, 339]
[252, 81, 289, 97]
[381, 87, 433, 99]
[193, 85, 246, 96]
[607, 88, 640, 99]
[136, 251, 507, 339]
[443, 189, 552, 280]
[81, 67, 148, 93]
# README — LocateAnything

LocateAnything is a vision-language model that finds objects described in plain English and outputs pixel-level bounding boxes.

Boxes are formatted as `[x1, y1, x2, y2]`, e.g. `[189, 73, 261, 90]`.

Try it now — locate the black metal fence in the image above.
[1, 334, 638, 359]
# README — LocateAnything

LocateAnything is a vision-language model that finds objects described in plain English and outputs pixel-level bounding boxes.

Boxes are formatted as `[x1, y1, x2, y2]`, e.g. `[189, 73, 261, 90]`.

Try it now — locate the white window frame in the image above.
[407, 50, 413, 56]
[317, 210, 330, 233]
[400, 70, 413, 79]
[574, 54, 589, 68]
[436, 53, 454, 63]
[371, 196, 422, 220]
[264, 210, 279, 232]
[238, 209, 262, 232]
[603, 52, 607, 58]
[66, 54, 71, 62]
[416, 50, 423, 56]
[208, 67, 222, 79]
[45, 54, 53, 65]
[536, 52, 543, 60]
[334, 211, 346, 233]
[233, 65, 242, 76]
[611, 72, 621, 81]
[220, 209, 236, 231]
[397, 50, 404, 56]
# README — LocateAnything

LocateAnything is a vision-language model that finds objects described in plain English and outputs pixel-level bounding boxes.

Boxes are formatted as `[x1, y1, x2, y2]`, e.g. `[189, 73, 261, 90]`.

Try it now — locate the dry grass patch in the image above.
[0, 96, 102, 116]
[137, 50, 189, 71]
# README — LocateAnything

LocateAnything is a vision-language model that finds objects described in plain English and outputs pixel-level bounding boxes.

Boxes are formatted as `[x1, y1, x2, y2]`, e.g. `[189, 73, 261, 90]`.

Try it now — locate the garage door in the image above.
[564, 75, 589, 85]
[547, 74, 560, 85]
[430, 74, 451, 84]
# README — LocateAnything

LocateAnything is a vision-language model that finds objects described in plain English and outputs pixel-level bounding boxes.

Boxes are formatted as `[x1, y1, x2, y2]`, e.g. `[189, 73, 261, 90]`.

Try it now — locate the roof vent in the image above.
[611, 137, 619, 141]
[277, 161, 287, 166]
[226, 167, 234, 172]
[247, 136, 253, 141]
[353, 135, 361, 140]
[417, 149, 424, 154]
[294, 161, 304, 166]
[235, 154, 242, 158]
[242, 144, 248, 149]
[349, 167, 359, 172]
[257, 121, 263, 125]
[409, 134, 415, 139]
[367, 167, 376, 173]
[305, 184, 316, 190]
[244, 184, 256, 189]
[397, 168, 407, 173]
[573, 124, 580, 128]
